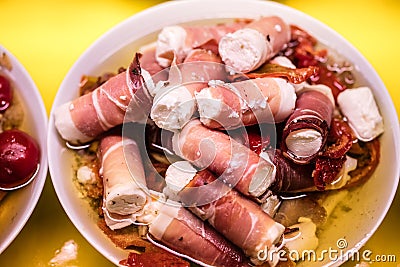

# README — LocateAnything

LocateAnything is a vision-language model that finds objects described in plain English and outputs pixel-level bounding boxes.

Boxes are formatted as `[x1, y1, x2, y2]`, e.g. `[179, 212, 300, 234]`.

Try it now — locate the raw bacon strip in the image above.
[219, 16, 290, 73]
[195, 77, 296, 130]
[181, 48, 227, 89]
[269, 149, 315, 193]
[99, 131, 147, 217]
[165, 163, 284, 265]
[281, 89, 334, 164]
[172, 119, 275, 197]
[54, 54, 153, 144]
[155, 20, 250, 67]
[138, 42, 168, 78]
[151, 49, 226, 131]
[148, 201, 252, 267]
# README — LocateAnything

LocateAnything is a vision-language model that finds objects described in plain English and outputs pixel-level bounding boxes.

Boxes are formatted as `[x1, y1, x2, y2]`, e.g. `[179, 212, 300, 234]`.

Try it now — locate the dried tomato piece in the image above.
[313, 155, 346, 190]
[120, 251, 190, 267]
[323, 118, 355, 158]
[312, 119, 355, 190]
[245, 63, 319, 84]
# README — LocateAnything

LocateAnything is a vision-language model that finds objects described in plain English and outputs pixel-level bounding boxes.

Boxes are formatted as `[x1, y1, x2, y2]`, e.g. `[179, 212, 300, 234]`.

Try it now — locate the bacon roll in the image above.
[149, 200, 252, 267]
[155, 20, 250, 67]
[219, 16, 290, 73]
[99, 131, 148, 219]
[164, 162, 285, 265]
[172, 119, 275, 198]
[195, 77, 296, 130]
[281, 87, 334, 164]
[150, 49, 226, 131]
[54, 54, 153, 144]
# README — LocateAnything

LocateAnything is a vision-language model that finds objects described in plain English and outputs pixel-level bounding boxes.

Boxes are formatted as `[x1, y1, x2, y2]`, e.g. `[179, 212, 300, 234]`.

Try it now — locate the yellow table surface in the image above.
[0, 0, 399, 266]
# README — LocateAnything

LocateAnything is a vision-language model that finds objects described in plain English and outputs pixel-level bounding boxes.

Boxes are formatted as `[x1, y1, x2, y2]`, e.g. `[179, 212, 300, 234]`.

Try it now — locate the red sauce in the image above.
[120, 251, 190, 267]
[285, 25, 347, 100]
[247, 130, 270, 155]
[310, 63, 347, 99]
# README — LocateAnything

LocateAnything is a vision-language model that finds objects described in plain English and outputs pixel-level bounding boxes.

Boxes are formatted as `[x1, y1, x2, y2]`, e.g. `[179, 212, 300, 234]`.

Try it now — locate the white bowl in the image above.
[0, 45, 48, 254]
[48, 0, 400, 266]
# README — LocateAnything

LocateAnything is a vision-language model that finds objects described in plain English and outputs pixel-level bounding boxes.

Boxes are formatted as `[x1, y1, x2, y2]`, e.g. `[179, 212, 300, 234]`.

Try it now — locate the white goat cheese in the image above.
[219, 28, 269, 73]
[151, 85, 195, 131]
[337, 87, 384, 141]
[156, 26, 189, 67]
[285, 129, 322, 158]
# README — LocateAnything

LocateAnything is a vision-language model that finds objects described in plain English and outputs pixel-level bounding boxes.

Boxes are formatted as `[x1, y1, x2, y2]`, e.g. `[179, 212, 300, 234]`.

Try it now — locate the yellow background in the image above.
[0, 0, 399, 266]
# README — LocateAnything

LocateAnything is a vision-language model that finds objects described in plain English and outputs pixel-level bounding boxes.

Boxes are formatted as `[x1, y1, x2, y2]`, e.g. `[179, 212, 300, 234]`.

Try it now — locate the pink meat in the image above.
[218, 16, 290, 73]
[245, 16, 290, 57]
[150, 205, 251, 267]
[139, 45, 168, 77]
[179, 49, 227, 94]
[195, 77, 295, 130]
[98, 128, 148, 217]
[281, 90, 334, 164]
[70, 72, 129, 138]
[61, 55, 153, 143]
[150, 49, 227, 131]
[156, 20, 251, 66]
[178, 169, 284, 264]
[183, 20, 251, 55]
[173, 119, 275, 198]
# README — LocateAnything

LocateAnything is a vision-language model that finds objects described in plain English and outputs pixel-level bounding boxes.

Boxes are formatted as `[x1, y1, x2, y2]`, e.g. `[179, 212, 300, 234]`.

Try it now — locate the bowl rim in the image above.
[48, 0, 400, 266]
[0, 44, 48, 254]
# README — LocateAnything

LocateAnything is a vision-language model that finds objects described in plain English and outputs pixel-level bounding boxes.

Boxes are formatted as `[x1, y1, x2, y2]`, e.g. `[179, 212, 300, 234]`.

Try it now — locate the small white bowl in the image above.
[0, 45, 48, 254]
[48, 0, 400, 266]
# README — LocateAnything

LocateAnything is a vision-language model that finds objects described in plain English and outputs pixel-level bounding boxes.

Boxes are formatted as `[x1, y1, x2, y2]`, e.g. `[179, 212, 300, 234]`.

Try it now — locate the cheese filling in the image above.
[285, 129, 322, 158]
[151, 85, 195, 131]
[219, 28, 269, 73]
[156, 26, 188, 67]
[165, 161, 197, 195]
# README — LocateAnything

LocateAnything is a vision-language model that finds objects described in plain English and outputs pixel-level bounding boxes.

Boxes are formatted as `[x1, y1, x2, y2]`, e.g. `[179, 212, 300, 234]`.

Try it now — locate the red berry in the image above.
[0, 129, 40, 189]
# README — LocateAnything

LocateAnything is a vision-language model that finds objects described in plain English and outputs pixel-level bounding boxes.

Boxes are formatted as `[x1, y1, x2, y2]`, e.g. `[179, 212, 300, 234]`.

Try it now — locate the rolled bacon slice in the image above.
[269, 149, 315, 193]
[148, 200, 252, 267]
[281, 86, 334, 164]
[219, 16, 290, 73]
[172, 119, 275, 198]
[99, 131, 147, 217]
[54, 54, 153, 144]
[151, 49, 226, 131]
[138, 42, 168, 78]
[269, 148, 357, 193]
[195, 77, 296, 130]
[164, 162, 285, 265]
[155, 20, 250, 67]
